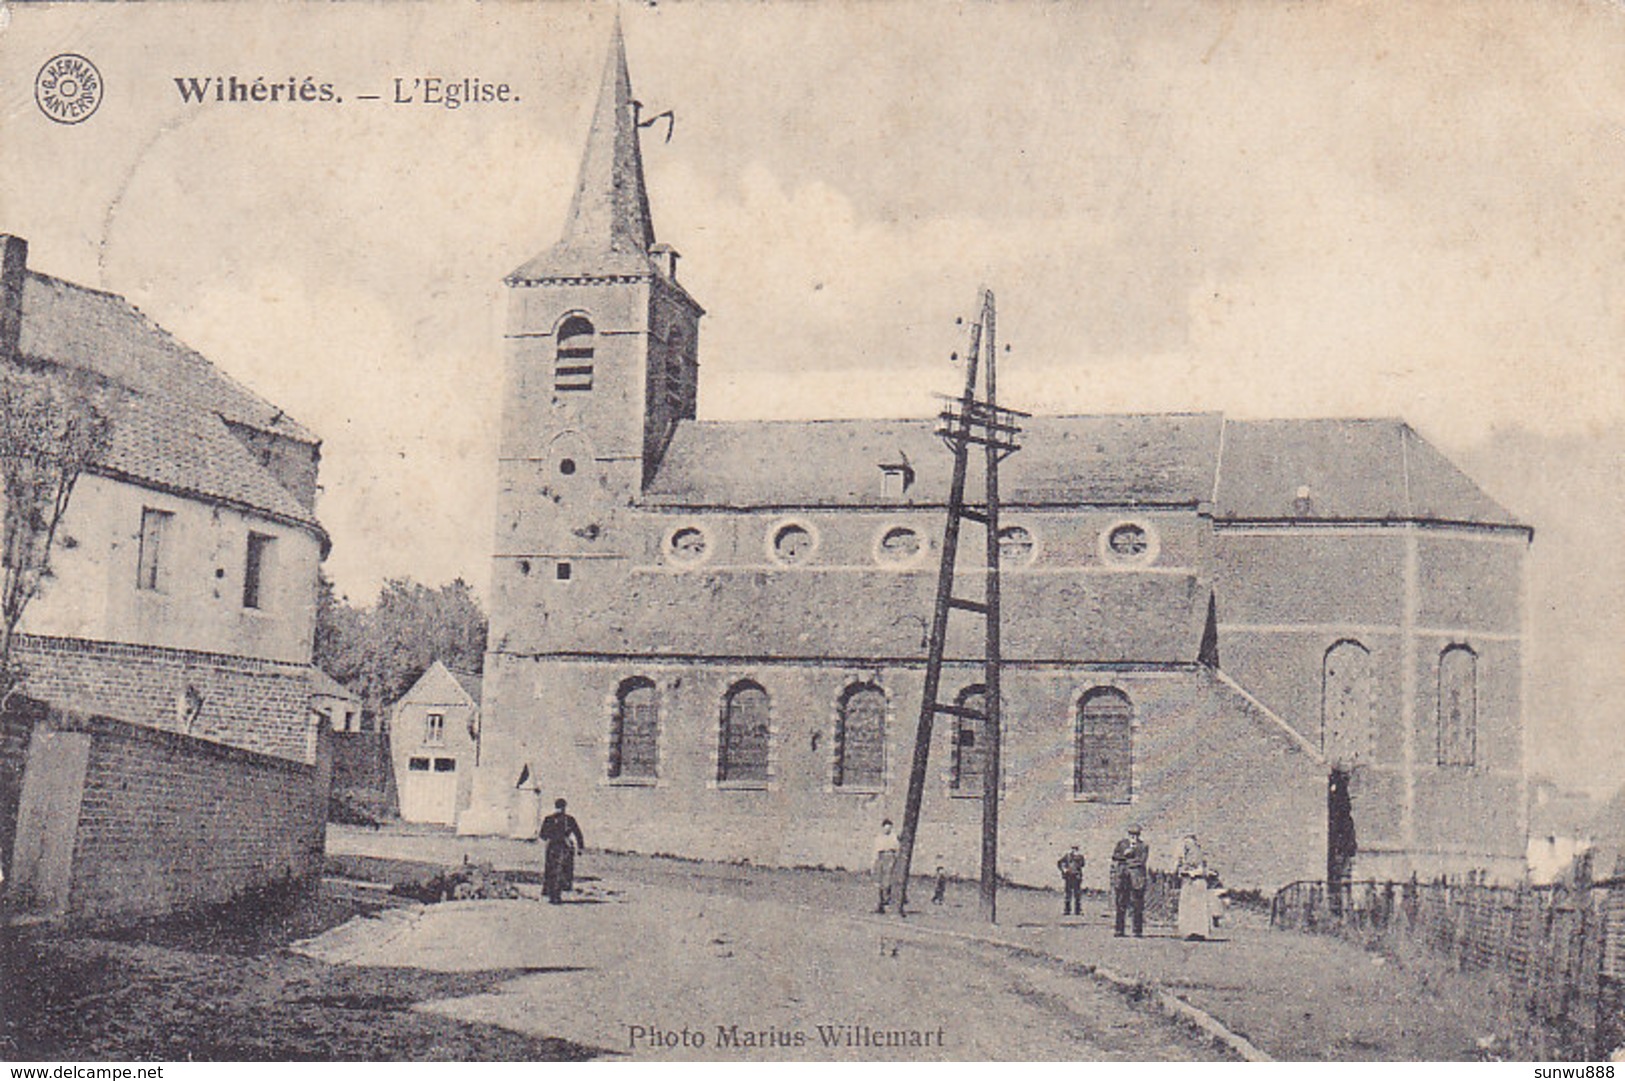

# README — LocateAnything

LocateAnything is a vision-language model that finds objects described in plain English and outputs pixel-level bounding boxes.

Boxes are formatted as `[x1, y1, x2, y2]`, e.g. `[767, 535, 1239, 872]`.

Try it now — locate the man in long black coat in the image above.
[1110, 824, 1150, 937]
[539, 798, 585, 904]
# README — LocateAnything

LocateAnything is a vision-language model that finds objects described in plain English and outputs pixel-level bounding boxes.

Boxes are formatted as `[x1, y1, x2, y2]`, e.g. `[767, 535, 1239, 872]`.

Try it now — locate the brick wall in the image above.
[6, 703, 328, 922]
[15, 634, 315, 763]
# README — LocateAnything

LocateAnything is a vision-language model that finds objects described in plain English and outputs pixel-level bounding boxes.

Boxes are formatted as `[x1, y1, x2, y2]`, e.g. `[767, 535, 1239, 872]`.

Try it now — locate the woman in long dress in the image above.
[1176, 834, 1215, 940]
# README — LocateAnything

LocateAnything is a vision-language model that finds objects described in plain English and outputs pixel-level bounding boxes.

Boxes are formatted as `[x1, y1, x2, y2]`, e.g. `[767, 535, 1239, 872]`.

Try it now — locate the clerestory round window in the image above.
[997, 525, 1036, 565]
[770, 521, 818, 565]
[665, 524, 712, 567]
[875, 525, 926, 566]
[1100, 520, 1159, 565]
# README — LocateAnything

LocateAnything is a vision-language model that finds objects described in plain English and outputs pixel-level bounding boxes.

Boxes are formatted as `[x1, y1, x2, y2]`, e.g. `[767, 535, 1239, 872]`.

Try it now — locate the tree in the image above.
[313, 575, 487, 729]
[0, 365, 113, 689]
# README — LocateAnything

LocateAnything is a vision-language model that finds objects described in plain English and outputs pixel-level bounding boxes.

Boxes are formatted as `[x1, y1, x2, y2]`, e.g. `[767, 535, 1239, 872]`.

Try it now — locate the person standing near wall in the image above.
[1110, 824, 1150, 937]
[539, 798, 585, 905]
[1176, 833, 1216, 940]
[1057, 844, 1087, 917]
[873, 818, 900, 913]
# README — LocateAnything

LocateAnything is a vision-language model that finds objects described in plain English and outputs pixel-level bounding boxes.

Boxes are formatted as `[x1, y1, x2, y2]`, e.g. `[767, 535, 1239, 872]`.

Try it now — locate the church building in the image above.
[462, 25, 1532, 891]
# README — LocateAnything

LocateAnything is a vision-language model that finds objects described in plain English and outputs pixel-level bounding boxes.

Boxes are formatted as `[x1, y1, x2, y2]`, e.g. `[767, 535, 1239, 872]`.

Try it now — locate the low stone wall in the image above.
[2, 701, 329, 922]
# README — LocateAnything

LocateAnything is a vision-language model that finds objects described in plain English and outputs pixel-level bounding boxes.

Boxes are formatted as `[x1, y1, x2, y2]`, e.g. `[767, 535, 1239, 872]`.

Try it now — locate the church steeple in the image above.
[511, 17, 658, 282]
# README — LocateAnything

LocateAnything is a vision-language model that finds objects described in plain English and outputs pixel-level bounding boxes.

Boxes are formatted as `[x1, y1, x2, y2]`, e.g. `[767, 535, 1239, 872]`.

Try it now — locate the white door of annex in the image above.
[400, 755, 459, 824]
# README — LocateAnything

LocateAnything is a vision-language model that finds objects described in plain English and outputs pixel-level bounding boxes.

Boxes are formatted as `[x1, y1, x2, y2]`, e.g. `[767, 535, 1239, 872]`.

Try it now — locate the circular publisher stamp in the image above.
[35, 53, 103, 125]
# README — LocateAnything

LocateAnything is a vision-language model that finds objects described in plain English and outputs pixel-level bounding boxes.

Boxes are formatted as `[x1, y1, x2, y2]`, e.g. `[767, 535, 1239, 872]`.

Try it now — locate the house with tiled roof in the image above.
[390, 660, 481, 825]
[1, 233, 328, 764]
[462, 27, 1532, 889]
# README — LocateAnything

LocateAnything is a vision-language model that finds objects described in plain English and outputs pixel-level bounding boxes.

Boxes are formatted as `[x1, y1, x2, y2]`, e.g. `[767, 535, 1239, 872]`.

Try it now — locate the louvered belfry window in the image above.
[835, 684, 886, 788]
[1075, 688, 1133, 802]
[554, 315, 595, 392]
[611, 677, 659, 780]
[719, 681, 770, 784]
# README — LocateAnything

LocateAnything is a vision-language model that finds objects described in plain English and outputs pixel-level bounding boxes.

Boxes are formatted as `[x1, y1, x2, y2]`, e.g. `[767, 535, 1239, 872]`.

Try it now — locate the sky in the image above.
[1, 0, 1622, 795]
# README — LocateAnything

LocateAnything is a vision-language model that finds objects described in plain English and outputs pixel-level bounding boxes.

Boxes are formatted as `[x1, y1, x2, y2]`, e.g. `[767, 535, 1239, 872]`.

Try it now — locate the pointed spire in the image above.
[511, 15, 658, 282]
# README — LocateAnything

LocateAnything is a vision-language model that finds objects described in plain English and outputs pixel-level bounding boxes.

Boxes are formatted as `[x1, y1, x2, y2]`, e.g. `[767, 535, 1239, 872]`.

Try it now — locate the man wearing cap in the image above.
[1110, 824, 1150, 937]
[1057, 845, 1087, 917]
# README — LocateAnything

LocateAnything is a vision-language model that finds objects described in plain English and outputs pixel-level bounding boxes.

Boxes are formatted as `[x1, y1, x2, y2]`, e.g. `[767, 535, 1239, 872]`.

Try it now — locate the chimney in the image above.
[0, 235, 26, 363]
[649, 242, 679, 282]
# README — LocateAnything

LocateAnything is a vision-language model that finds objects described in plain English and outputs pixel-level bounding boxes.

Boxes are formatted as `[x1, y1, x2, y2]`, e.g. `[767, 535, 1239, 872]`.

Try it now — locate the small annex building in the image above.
[391, 661, 481, 826]
[462, 27, 1534, 891]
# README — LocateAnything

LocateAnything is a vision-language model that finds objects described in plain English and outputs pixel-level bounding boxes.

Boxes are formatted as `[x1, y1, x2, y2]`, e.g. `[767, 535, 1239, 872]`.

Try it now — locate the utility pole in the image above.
[894, 289, 1024, 923]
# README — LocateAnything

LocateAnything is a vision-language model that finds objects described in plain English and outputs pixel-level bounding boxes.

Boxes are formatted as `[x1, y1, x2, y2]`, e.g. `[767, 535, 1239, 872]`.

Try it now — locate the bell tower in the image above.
[471, 18, 702, 836]
[497, 15, 703, 514]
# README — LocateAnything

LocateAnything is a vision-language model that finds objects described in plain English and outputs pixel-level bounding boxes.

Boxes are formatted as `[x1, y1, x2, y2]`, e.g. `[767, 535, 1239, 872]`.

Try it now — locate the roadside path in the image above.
[330, 826, 1503, 1061]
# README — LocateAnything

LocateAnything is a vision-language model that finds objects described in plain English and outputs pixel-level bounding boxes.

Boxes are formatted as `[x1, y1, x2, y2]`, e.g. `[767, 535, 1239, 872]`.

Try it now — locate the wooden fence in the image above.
[1272, 877, 1625, 1059]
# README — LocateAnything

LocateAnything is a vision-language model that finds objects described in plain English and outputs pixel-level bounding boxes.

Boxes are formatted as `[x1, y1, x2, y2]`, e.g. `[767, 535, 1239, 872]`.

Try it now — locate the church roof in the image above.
[645, 414, 1226, 509]
[1212, 418, 1521, 526]
[509, 18, 659, 284]
[644, 413, 1523, 527]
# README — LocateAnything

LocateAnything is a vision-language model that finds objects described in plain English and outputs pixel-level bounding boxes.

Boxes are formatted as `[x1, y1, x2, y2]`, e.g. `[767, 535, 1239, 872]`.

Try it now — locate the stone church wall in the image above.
[480, 655, 1325, 891]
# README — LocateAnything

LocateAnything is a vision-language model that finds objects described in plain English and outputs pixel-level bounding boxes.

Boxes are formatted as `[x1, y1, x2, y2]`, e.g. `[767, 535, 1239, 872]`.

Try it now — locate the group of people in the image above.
[1075, 826, 1221, 940]
[870, 818, 1222, 939]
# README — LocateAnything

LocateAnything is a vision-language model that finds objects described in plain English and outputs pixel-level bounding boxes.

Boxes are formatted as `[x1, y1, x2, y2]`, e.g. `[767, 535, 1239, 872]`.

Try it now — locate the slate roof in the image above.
[508, 20, 657, 284]
[644, 414, 1522, 528]
[310, 668, 359, 702]
[396, 660, 482, 708]
[16, 270, 325, 538]
[1214, 418, 1521, 526]
[645, 414, 1226, 509]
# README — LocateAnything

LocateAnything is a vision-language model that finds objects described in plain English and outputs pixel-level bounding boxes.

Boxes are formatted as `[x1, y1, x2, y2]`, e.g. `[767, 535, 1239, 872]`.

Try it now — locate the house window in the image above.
[1322, 639, 1373, 766]
[1437, 645, 1477, 767]
[242, 531, 274, 609]
[433, 757, 456, 772]
[611, 677, 659, 781]
[950, 685, 988, 797]
[1075, 688, 1133, 802]
[136, 507, 173, 591]
[408, 757, 430, 771]
[425, 711, 446, 745]
[719, 680, 770, 784]
[554, 315, 595, 392]
[835, 683, 886, 788]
